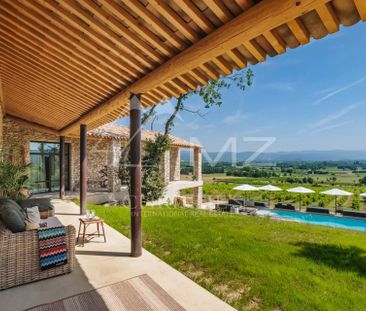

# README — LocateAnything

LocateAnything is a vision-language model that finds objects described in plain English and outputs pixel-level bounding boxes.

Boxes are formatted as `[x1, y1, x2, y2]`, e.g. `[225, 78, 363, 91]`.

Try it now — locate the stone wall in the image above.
[2, 118, 113, 192]
[0, 105, 3, 153]
[0, 77, 3, 152]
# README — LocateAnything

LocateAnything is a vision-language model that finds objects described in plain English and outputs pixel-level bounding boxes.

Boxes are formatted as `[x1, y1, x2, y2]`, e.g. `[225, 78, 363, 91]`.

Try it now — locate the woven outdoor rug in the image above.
[27, 274, 185, 311]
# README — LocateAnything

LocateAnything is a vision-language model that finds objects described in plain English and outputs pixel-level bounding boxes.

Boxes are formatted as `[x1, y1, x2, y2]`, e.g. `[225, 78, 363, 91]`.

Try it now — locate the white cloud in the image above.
[222, 111, 250, 124]
[312, 121, 351, 133]
[313, 75, 366, 105]
[310, 102, 362, 129]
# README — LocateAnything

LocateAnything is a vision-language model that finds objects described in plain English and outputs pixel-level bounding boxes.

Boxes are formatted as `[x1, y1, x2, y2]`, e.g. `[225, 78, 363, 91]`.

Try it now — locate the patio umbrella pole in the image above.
[130, 94, 142, 257]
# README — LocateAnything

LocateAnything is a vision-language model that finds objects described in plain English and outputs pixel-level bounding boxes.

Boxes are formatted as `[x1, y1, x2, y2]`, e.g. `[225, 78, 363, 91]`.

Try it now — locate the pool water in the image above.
[256, 209, 366, 232]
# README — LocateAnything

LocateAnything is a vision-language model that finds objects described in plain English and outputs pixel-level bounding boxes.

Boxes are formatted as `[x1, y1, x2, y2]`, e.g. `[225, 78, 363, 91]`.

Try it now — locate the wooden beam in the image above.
[263, 29, 286, 54]
[354, 0, 366, 21]
[80, 124, 87, 215]
[287, 18, 310, 45]
[226, 49, 247, 68]
[203, 0, 233, 23]
[59, 135, 65, 200]
[243, 40, 266, 62]
[129, 94, 142, 257]
[5, 114, 60, 134]
[61, 0, 328, 135]
[175, 0, 215, 33]
[316, 3, 339, 34]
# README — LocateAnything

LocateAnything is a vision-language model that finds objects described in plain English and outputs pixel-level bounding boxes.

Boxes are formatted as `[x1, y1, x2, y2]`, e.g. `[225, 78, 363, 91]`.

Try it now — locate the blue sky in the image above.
[116, 23, 366, 152]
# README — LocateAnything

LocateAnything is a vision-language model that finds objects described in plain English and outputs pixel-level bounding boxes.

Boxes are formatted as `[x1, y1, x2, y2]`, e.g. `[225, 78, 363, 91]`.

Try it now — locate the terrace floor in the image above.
[0, 200, 233, 311]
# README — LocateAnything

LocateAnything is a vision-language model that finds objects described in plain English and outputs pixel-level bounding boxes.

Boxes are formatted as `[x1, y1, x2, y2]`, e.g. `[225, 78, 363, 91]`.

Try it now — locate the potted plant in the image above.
[0, 158, 30, 200]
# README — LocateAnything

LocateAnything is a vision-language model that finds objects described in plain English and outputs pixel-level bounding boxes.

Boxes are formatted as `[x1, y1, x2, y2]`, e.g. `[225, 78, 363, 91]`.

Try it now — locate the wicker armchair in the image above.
[0, 221, 76, 290]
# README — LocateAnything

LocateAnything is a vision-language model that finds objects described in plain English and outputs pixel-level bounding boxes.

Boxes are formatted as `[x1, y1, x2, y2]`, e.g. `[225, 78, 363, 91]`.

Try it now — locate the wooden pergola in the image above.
[0, 0, 364, 256]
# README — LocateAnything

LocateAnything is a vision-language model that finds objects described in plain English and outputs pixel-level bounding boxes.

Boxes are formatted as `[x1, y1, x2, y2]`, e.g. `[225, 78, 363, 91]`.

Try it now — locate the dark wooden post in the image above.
[80, 124, 87, 215]
[130, 94, 142, 257]
[59, 136, 65, 199]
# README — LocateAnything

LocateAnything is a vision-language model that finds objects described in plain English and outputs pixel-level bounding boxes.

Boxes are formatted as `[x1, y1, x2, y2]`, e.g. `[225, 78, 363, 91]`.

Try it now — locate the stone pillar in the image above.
[193, 147, 202, 207]
[193, 147, 202, 181]
[169, 146, 180, 181]
[192, 187, 203, 208]
[160, 149, 170, 184]
[108, 140, 121, 192]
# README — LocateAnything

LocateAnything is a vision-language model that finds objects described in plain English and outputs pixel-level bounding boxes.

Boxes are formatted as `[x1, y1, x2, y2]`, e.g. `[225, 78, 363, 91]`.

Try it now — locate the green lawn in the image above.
[88, 204, 366, 310]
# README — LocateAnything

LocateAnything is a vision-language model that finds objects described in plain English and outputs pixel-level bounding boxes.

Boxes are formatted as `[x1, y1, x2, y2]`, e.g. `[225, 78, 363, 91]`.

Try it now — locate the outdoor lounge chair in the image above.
[0, 220, 75, 290]
[274, 203, 296, 211]
[338, 210, 366, 219]
[254, 201, 269, 208]
[228, 199, 254, 207]
[306, 207, 330, 214]
[215, 204, 233, 212]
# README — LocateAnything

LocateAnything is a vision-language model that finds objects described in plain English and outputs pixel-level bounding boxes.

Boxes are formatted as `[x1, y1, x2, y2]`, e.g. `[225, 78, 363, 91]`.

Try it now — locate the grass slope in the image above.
[89, 204, 366, 310]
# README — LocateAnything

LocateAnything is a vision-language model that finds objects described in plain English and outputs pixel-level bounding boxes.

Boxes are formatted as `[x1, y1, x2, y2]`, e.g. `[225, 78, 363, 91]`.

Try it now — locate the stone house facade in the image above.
[0, 117, 203, 206]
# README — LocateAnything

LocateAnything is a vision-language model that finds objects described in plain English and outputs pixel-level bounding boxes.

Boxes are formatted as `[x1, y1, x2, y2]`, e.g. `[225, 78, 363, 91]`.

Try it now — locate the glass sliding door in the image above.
[29, 142, 70, 193]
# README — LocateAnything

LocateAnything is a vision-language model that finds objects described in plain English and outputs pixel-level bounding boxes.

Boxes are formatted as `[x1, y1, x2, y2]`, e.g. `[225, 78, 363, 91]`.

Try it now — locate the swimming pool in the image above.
[256, 209, 366, 232]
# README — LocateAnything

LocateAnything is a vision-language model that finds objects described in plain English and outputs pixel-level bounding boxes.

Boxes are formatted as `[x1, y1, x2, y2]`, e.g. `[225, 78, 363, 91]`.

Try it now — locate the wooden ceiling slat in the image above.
[287, 18, 310, 45]
[226, 48, 247, 68]
[170, 78, 191, 94]
[0, 50, 100, 104]
[149, 0, 200, 43]
[211, 56, 232, 75]
[0, 60, 96, 106]
[101, 0, 174, 57]
[203, 0, 233, 23]
[0, 29, 111, 99]
[234, 0, 254, 11]
[18, 0, 132, 84]
[0, 44, 103, 104]
[0, 1, 126, 90]
[5, 95, 73, 126]
[200, 63, 220, 80]
[60, 0, 156, 70]
[179, 73, 198, 89]
[243, 40, 266, 62]
[0, 74, 89, 114]
[41, 0, 143, 78]
[0, 26, 113, 97]
[316, 3, 340, 33]
[190, 68, 210, 85]
[81, 0, 165, 64]
[0, 71, 92, 114]
[175, 0, 215, 33]
[263, 29, 286, 54]
[123, 0, 187, 50]
[354, 0, 366, 20]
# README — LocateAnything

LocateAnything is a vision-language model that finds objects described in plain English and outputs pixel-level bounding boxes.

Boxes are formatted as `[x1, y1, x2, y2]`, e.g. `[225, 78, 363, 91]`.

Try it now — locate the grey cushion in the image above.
[17, 198, 53, 213]
[0, 199, 26, 233]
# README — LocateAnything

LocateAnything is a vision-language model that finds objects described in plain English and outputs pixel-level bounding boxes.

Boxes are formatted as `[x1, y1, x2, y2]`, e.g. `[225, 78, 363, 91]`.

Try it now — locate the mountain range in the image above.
[181, 150, 366, 162]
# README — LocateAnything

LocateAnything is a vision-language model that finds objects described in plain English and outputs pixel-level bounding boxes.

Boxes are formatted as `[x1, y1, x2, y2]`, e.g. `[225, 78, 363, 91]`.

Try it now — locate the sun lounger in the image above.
[339, 210, 366, 218]
[275, 203, 295, 211]
[228, 199, 254, 207]
[254, 201, 269, 208]
[306, 207, 330, 214]
[215, 204, 234, 212]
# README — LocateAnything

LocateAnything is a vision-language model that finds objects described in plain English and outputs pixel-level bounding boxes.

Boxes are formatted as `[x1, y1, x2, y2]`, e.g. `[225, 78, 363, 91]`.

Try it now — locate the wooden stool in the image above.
[77, 218, 106, 247]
